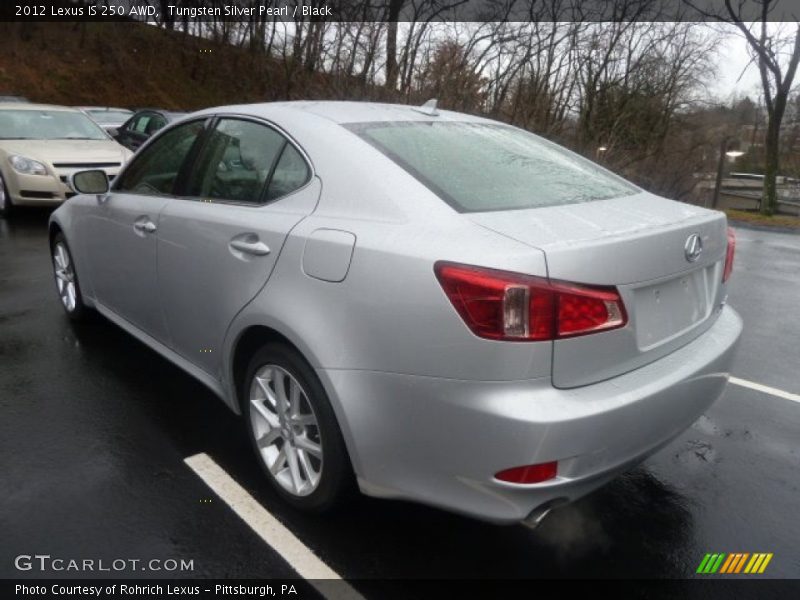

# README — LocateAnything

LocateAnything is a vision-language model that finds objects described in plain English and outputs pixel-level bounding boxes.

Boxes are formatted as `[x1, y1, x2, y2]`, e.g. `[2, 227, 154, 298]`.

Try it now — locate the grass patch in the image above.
[725, 209, 800, 230]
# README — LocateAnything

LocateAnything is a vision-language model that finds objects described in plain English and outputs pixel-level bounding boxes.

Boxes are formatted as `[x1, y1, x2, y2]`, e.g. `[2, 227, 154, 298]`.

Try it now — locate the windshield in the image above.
[86, 109, 132, 123]
[0, 109, 109, 140]
[347, 121, 637, 213]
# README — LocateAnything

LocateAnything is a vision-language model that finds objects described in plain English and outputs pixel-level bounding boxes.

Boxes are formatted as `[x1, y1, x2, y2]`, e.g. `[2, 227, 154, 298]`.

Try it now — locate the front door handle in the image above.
[133, 218, 157, 234]
[230, 238, 271, 256]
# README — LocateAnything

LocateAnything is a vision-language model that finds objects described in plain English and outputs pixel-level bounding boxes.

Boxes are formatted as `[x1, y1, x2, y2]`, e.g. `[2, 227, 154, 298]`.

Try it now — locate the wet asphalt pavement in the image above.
[1, 210, 798, 591]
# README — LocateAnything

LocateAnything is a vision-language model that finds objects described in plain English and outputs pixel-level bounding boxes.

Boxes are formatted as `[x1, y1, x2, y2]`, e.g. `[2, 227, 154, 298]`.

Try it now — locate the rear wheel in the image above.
[0, 172, 13, 218]
[51, 233, 87, 320]
[243, 343, 354, 512]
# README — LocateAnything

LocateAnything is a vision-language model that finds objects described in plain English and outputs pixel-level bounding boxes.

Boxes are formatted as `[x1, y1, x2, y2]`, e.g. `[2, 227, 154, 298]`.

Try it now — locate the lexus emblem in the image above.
[685, 234, 703, 262]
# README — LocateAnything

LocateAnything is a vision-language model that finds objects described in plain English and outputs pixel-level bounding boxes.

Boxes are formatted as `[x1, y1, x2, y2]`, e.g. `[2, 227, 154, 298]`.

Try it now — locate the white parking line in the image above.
[730, 377, 800, 404]
[184, 453, 365, 600]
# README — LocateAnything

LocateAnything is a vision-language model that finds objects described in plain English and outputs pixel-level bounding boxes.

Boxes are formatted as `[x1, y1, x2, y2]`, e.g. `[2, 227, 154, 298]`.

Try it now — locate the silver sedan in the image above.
[49, 101, 742, 525]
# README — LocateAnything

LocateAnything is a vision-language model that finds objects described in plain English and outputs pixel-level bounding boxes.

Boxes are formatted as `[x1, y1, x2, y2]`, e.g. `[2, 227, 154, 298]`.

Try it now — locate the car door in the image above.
[156, 116, 319, 377]
[81, 118, 208, 342]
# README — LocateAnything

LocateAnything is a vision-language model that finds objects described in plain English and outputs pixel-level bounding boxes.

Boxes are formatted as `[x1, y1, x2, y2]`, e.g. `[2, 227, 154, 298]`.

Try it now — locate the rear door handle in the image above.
[230, 238, 271, 256]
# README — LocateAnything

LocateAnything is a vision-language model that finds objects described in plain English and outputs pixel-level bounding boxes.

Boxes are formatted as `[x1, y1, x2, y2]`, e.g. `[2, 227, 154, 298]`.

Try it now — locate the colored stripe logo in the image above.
[697, 553, 773, 574]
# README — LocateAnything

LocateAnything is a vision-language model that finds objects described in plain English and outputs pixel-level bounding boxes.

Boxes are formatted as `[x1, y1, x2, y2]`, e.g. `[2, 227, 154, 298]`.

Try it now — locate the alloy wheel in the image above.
[53, 242, 77, 312]
[249, 364, 323, 497]
[0, 174, 7, 212]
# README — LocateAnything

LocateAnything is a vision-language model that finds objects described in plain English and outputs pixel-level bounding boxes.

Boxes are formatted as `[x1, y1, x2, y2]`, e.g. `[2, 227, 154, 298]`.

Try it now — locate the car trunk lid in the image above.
[469, 192, 729, 388]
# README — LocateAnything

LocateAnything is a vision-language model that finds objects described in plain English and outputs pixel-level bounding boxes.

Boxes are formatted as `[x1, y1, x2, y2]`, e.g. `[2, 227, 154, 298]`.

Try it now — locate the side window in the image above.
[266, 144, 311, 201]
[114, 120, 205, 196]
[185, 118, 285, 204]
[133, 114, 152, 134]
[145, 115, 166, 135]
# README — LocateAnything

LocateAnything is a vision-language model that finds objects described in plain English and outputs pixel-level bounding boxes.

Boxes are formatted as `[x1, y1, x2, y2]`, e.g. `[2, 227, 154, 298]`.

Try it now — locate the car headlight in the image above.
[9, 155, 49, 176]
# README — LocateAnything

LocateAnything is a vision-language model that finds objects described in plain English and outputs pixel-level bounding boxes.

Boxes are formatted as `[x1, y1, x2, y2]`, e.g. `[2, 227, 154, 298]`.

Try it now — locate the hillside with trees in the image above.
[2, 5, 799, 212]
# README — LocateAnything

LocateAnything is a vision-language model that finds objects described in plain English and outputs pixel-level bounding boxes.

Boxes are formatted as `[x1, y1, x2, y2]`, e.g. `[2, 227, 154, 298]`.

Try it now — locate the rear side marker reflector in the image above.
[723, 227, 735, 283]
[495, 462, 558, 484]
[434, 262, 627, 341]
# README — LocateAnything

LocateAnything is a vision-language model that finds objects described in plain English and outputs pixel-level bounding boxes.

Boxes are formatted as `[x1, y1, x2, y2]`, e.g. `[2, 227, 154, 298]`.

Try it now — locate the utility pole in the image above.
[711, 137, 744, 209]
[711, 137, 731, 209]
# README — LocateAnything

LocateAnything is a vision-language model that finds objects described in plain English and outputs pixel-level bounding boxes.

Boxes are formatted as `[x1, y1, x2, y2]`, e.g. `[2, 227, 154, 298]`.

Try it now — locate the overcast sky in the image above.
[714, 33, 762, 100]
[711, 23, 800, 102]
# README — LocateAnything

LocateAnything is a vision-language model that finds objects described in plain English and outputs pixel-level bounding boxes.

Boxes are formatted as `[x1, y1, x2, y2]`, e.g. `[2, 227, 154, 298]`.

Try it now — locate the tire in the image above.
[243, 343, 354, 512]
[0, 172, 13, 218]
[51, 233, 88, 321]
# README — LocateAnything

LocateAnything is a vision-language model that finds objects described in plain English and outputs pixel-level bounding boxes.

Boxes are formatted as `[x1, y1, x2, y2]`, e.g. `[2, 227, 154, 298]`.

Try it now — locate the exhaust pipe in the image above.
[521, 498, 568, 530]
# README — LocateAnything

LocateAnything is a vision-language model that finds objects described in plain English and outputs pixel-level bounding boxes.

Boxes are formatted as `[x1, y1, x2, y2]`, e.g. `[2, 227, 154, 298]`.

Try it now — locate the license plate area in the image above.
[633, 266, 714, 350]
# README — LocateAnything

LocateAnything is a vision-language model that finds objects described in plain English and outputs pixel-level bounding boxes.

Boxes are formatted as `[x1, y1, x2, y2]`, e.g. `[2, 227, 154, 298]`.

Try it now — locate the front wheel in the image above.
[243, 343, 354, 512]
[51, 233, 87, 320]
[0, 172, 13, 218]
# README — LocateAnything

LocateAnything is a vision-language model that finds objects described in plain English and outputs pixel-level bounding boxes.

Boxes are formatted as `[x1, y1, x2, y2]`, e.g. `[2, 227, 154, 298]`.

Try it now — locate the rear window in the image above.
[347, 121, 637, 213]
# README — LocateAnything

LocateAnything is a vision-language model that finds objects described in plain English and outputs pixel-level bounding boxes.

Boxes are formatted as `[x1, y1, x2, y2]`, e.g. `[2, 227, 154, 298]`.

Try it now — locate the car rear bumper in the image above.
[319, 305, 742, 524]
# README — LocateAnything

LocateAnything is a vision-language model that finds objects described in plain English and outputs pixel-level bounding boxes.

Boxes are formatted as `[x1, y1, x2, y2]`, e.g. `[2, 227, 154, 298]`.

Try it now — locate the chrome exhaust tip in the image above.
[521, 498, 568, 530]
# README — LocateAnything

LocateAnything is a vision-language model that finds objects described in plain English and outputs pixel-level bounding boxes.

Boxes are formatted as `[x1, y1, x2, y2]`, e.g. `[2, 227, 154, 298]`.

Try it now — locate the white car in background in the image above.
[0, 103, 133, 217]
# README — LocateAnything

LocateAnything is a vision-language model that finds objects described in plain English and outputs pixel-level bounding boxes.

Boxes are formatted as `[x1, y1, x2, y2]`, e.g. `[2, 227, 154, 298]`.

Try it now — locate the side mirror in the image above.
[70, 170, 110, 195]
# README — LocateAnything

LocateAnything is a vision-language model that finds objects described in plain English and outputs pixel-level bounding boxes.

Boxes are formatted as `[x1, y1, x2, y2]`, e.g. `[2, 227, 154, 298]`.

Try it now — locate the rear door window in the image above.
[266, 144, 311, 201]
[185, 118, 284, 204]
[184, 118, 311, 205]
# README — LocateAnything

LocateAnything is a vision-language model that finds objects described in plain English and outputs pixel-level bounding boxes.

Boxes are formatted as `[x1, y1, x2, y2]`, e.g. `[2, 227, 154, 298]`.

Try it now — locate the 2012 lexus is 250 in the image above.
[49, 101, 741, 526]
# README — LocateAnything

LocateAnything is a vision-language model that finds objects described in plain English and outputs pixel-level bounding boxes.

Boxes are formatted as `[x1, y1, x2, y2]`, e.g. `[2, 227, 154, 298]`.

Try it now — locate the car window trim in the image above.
[173, 113, 314, 208]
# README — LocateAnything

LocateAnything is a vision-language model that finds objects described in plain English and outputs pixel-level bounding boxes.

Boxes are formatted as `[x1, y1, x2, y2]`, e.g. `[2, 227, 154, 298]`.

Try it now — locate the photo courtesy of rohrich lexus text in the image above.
[1, 1, 798, 598]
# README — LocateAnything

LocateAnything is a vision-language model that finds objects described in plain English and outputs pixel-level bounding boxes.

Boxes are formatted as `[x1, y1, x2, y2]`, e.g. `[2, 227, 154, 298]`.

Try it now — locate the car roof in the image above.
[80, 106, 132, 112]
[192, 100, 494, 126]
[0, 103, 81, 112]
[128, 109, 186, 120]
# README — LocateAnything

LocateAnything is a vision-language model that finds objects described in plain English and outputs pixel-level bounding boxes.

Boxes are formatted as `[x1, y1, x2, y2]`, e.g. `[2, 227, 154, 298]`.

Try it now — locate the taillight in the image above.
[495, 461, 558, 484]
[723, 227, 735, 283]
[434, 262, 627, 341]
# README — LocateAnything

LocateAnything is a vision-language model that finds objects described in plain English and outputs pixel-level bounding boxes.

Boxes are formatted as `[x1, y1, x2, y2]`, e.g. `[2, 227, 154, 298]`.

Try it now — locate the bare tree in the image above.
[384, 0, 405, 91]
[734, 14, 800, 214]
[692, 0, 800, 214]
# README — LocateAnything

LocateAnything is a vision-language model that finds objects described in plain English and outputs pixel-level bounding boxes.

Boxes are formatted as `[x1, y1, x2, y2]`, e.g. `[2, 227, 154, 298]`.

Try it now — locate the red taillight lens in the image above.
[723, 227, 735, 283]
[495, 462, 558, 484]
[434, 262, 626, 341]
[432, 263, 514, 340]
[555, 283, 626, 337]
